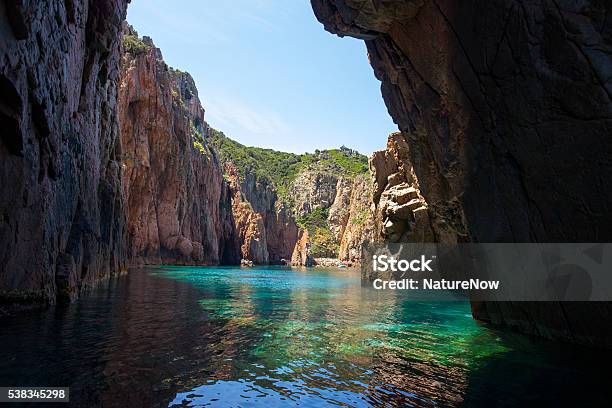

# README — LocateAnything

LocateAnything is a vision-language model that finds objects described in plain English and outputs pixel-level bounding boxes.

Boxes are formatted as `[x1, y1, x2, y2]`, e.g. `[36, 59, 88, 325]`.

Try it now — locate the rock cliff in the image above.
[0, 0, 129, 304]
[369, 133, 464, 245]
[210, 133, 374, 265]
[312, 0, 612, 347]
[235, 167, 299, 263]
[289, 171, 339, 217]
[118, 27, 239, 266]
[225, 163, 269, 264]
[337, 175, 376, 263]
[291, 229, 315, 267]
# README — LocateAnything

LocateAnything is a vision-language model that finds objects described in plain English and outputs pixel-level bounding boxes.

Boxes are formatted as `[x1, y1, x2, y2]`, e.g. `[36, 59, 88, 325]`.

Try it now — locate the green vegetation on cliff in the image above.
[207, 128, 368, 259]
[207, 129, 368, 199]
[295, 208, 338, 257]
[296, 208, 329, 233]
[122, 34, 150, 55]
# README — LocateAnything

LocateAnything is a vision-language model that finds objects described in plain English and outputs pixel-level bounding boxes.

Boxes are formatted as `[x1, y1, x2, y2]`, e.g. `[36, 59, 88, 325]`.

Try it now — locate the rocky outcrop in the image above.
[210, 133, 376, 265]
[235, 169, 299, 263]
[0, 0, 129, 303]
[291, 229, 315, 267]
[312, 0, 612, 347]
[327, 177, 353, 240]
[289, 171, 338, 217]
[369, 133, 462, 244]
[119, 27, 239, 266]
[337, 175, 376, 263]
[233, 203, 268, 265]
[225, 163, 269, 264]
[371, 133, 435, 243]
[290, 170, 376, 263]
[264, 203, 300, 263]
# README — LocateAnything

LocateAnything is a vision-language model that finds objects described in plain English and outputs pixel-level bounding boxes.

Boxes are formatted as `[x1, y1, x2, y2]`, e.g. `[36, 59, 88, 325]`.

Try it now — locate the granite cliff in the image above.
[0, 0, 380, 308]
[230, 163, 299, 264]
[5, 0, 609, 351]
[118, 27, 240, 266]
[225, 163, 269, 264]
[210, 133, 376, 265]
[118, 29, 374, 268]
[312, 0, 612, 347]
[0, 0, 129, 304]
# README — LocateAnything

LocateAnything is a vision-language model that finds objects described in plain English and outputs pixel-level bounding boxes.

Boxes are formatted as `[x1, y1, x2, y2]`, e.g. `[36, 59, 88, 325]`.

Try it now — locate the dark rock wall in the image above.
[0, 0, 128, 303]
[312, 0, 612, 347]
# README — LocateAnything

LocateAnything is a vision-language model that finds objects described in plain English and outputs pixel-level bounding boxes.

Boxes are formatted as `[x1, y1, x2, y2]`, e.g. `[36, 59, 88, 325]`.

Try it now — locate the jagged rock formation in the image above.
[118, 27, 239, 265]
[291, 229, 315, 267]
[327, 177, 353, 240]
[290, 171, 339, 217]
[264, 203, 300, 263]
[233, 168, 299, 264]
[337, 175, 376, 263]
[210, 132, 374, 265]
[225, 163, 269, 264]
[369, 133, 462, 244]
[0, 0, 129, 303]
[118, 29, 375, 268]
[371, 133, 434, 243]
[312, 0, 612, 347]
[289, 168, 379, 264]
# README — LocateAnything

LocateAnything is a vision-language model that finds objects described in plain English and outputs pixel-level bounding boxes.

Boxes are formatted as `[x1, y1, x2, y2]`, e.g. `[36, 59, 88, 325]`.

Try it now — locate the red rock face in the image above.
[118, 28, 300, 267]
[0, 0, 129, 303]
[311, 0, 612, 347]
[225, 163, 269, 264]
[118, 28, 239, 266]
[369, 133, 463, 245]
[291, 229, 314, 267]
[224, 163, 300, 265]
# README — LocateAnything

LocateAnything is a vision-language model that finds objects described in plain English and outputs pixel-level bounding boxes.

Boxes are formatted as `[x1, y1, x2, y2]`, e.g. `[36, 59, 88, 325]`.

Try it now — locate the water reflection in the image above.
[0, 266, 610, 407]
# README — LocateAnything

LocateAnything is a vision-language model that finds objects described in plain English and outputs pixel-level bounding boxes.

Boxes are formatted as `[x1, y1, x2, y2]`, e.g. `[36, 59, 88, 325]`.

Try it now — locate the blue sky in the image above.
[127, 0, 397, 155]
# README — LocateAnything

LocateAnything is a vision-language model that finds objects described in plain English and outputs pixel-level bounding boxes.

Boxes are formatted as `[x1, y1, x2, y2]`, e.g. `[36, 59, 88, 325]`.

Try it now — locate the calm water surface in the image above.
[0, 266, 610, 407]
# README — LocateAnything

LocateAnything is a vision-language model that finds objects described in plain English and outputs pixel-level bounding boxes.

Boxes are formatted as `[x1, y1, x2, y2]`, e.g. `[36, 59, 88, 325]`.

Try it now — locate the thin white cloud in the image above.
[205, 96, 291, 138]
[132, 1, 231, 46]
[242, 12, 278, 32]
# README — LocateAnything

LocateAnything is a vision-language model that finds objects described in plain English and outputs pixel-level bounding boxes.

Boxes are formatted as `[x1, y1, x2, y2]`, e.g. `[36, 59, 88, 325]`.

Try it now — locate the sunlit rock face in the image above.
[290, 171, 339, 217]
[370, 132, 448, 242]
[336, 175, 377, 263]
[224, 163, 270, 265]
[119, 26, 240, 266]
[0, 0, 129, 303]
[312, 0, 612, 347]
[369, 133, 461, 246]
[235, 167, 299, 264]
[291, 229, 315, 267]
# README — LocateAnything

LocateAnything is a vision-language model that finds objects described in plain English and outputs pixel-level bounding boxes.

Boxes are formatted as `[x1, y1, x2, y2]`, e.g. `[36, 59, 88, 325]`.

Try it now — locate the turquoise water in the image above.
[0, 266, 610, 407]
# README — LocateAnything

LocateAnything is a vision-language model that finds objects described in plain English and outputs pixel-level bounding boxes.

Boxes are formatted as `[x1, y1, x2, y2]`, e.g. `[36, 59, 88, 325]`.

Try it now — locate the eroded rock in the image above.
[291, 229, 315, 267]
[0, 0, 129, 303]
[119, 26, 239, 265]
